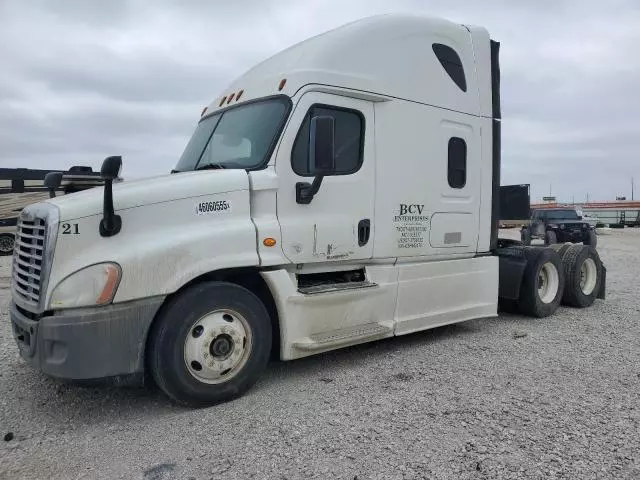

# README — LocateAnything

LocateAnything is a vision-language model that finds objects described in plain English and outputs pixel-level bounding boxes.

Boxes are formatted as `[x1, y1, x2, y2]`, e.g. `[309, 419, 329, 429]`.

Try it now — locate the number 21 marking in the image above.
[62, 223, 79, 235]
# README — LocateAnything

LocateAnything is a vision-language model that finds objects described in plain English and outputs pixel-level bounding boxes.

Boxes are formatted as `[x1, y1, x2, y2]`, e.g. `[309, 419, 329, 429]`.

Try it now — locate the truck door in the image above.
[275, 92, 375, 264]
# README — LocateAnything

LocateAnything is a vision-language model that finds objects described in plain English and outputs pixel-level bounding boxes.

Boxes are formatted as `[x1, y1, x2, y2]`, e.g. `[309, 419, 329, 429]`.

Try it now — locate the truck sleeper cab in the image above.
[9, 14, 606, 407]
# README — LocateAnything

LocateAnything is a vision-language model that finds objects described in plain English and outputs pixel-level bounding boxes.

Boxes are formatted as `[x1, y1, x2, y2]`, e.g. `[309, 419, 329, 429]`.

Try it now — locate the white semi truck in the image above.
[10, 14, 606, 407]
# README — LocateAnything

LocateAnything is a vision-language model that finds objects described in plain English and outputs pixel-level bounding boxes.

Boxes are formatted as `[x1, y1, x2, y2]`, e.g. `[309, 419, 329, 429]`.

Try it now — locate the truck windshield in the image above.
[173, 97, 289, 172]
[544, 210, 580, 220]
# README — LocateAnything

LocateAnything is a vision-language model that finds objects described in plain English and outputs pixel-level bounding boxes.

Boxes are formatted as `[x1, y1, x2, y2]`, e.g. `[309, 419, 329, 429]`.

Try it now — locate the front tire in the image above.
[148, 281, 272, 407]
[0, 233, 14, 256]
[584, 229, 597, 247]
[545, 230, 557, 245]
[518, 247, 565, 318]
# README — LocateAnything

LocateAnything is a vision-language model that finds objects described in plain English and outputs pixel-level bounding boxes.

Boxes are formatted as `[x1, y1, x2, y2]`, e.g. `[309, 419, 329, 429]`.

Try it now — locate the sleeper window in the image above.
[292, 105, 364, 176]
[448, 137, 467, 189]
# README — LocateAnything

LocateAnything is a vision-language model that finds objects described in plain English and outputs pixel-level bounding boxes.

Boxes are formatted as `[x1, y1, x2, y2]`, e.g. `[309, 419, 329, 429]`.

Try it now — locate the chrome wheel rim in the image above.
[538, 261, 559, 304]
[183, 309, 252, 384]
[580, 258, 597, 295]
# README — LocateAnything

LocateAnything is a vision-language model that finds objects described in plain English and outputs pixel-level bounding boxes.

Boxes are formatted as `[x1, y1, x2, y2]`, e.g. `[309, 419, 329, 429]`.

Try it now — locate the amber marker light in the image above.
[278, 78, 287, 91]
[96, 264, 121, 305]
[263, 237, 277, 247]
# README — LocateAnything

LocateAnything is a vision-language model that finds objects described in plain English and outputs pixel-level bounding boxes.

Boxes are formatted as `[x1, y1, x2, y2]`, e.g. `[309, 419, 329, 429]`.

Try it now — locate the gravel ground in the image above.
[1, 231, 639, 480]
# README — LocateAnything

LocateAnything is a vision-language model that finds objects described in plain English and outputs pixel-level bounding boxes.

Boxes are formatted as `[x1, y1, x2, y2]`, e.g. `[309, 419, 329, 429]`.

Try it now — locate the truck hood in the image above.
[45, 170, 249, 222]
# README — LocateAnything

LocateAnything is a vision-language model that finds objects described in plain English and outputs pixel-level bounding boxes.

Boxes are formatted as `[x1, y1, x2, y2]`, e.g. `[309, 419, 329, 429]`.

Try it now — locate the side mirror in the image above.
[309, 115, 335, 175]
[99, 155, 123, 237]
[44, 172, 63, 198]
[296, 115, 335, 204]
[101, 155, 122, 180]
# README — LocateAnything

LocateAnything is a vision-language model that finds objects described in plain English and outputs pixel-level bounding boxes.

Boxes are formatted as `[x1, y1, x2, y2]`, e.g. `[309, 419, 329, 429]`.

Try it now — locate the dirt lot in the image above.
[1, 231, 639, 480]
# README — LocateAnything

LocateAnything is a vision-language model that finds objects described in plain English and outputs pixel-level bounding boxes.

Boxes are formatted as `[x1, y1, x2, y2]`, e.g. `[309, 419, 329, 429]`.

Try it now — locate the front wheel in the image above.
[0, 233, 15, 256]
[545, 230, 557, 245]
[584, 229, 597, 248]
[148, 281, 272, 407]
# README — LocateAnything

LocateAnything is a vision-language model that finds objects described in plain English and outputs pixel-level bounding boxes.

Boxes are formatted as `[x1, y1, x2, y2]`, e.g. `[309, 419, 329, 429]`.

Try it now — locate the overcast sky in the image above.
[1, 0, 638, 202]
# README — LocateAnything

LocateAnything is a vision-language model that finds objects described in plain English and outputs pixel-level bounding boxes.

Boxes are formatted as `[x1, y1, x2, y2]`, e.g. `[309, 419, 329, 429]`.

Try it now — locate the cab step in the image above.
[292, 322, 392, 351]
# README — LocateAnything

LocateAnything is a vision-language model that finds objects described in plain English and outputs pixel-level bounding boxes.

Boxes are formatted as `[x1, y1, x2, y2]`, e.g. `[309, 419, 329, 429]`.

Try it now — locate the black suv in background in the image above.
[521, 207, 597, 247]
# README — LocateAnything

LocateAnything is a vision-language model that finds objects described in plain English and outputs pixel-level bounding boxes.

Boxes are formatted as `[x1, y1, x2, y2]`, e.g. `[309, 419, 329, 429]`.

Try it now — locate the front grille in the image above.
[12, 216, 47, 307]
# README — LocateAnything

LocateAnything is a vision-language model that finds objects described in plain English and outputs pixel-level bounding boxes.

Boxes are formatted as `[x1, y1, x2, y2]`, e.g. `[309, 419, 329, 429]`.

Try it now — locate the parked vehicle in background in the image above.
[0, 166, 103, 255]
[521, 207, 597, 247]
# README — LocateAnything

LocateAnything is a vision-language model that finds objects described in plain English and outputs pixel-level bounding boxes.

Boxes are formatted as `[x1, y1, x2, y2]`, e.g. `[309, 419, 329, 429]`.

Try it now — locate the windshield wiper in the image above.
[196, 163, 227, 171]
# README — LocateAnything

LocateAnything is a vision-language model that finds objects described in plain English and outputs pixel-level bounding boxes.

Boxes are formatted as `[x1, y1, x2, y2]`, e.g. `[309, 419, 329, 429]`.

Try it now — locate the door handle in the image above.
[358, 219, 371, 246]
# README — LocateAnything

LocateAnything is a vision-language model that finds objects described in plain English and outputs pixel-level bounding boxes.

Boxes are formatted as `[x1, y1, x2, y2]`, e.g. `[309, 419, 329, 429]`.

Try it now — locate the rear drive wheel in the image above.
[521, 228, 531, 245]
[0, 233, 14, 256]
[584, 229, 597, 248]
[550, 242, 573, 259]
[148, 281, 272, 407]
[545, 230, 557, 245]
[560, 244, 602, 308]
[518, 247, 565, 317]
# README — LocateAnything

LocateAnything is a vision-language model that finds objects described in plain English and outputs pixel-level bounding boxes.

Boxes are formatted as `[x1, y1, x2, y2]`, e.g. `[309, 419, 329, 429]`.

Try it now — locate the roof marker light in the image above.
[219, 96, 227, 106]
[278, 78, 287, 91]
[201, 106, 208, 116]
[226, 93, 235, 104]
[236, 89, 244, 101]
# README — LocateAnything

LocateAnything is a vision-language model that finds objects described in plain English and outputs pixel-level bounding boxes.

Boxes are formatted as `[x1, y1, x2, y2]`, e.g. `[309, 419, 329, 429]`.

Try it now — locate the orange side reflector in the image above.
[226, 93, 235, 104]
[96, 265, 120, 305]
[219, 96, 227, 106]
[278, 78, 287, 91]
[263, 237, 277, 247]
[236, 89, 244, 101]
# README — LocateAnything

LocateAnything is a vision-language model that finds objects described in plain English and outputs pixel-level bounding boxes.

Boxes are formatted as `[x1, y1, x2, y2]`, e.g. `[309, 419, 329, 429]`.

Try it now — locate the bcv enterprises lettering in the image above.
[394, 203, 429, 249]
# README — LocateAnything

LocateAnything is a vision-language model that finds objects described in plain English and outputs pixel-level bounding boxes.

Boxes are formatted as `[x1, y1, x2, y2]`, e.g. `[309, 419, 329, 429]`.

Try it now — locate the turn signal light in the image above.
[263, 237, 277, 247]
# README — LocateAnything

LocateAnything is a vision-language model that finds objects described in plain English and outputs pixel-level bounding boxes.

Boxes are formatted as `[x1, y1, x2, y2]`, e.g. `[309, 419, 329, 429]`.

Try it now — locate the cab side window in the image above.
[291, 105, 364, 176]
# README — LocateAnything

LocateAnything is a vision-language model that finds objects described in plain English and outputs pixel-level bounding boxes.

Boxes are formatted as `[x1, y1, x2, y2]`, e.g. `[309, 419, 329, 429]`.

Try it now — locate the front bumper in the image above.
[10, 297, 164, 382]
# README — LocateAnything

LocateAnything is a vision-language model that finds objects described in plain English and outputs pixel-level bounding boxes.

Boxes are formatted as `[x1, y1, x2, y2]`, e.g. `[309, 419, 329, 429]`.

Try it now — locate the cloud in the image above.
[1, 0, 638, 201]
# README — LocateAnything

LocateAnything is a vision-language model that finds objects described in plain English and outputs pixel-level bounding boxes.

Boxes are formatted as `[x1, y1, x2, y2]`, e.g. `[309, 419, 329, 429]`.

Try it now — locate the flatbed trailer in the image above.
[0, 167, 103, 255]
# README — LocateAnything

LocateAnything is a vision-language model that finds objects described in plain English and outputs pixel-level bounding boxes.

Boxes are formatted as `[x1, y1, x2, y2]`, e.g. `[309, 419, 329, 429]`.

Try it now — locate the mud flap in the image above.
[497, 251, 527, 300]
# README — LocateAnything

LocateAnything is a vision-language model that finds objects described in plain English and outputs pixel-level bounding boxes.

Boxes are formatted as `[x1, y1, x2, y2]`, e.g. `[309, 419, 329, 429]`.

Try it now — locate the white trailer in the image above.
[9, 14, 606, 407]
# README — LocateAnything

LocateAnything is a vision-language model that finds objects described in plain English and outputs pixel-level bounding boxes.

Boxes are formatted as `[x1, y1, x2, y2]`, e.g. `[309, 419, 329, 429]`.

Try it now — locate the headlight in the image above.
[50, 263, 121, 309]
